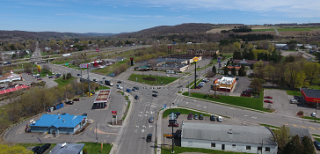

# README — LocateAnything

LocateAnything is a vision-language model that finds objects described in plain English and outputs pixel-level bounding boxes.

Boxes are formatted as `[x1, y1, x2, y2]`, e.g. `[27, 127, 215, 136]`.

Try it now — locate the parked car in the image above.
[264, 96, 273, 99]
[73, 98, 80, 101]
[37, 78, 42, 81]
[168, 123, 179, 127]
[117, 81, 122, 84]
[134, 95, 139, 100]
[48, 76, 54, 78]
[187, 113, 193, 120]
[194, 114, 199, 120]
[264, 100, 274, 104]
[152, 94, 158, 97]
[236, 77, 239, 80]
[77, 74, 81, 76]
[196, 86, 201, 89]
[147, 134, 152, 142]
[202, 79, 209, 82]
[132, 88, 137, 92]
[199, 114, 204, 120]
[36, 143, 51, 154]
[117, 86, 123, 90]
[66, 101, 74, 105]
[217, 116, 223, 122]
[126, 89, 131, 92]
[152, 90, 158, 93]
[133, 86, 139, 90]
[175, 112, 180, 118]
[149, 117, 154, 123]
[290, 99, 298, 104]
[210, 115, 216, 121]
[32, 146, 40, 153]
[314, 141, 320, 150]
[311, 112, 317, 117]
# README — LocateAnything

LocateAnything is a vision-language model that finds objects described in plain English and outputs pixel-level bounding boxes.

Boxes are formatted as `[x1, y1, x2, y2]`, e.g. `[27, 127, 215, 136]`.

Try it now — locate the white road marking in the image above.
[142, 125, 146, 128]
[229, 107, 234, 109]
[251, 117, 257, 119]
[138, 114, 142, 117]
[186, 102, 188, 105]
[145, 114, 147, 116]
[146, 111, 149, 114]
[244, 115, 248, 117]
[149, 125, 153, 128]
[204, 106, 207, 109]
[136, 125, 139, 128]
[142, 129, 145, 132]
[151, 111, 154, 114]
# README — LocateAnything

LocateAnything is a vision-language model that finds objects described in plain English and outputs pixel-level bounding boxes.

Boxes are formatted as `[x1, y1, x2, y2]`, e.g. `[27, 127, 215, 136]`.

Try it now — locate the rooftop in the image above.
[288, 126, 311, 138]
[217, 76, 235, 84]
[49, 143, 85, 154]
[94, 90, 111, 103]
[301, 88, 320, 99]
[182, 122, 276, 145]
[30, 113, 87, 128]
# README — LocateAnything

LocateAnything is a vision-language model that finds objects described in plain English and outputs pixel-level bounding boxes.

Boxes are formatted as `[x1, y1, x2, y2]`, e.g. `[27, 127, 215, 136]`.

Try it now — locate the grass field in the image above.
[92, 60, 128, 75]
[161, 146, 248, 154]
[301, 116, 320, 121]
[128, 74, 178, 85]
[252, 29, 275, 32]
[162, 108, 211, 118]
[308, 85, 320, 90]
[286, 90, 302, 96]
[54, 77, 76, 87]
[183, 91, 267, 112]
[277, 27, 320, 31]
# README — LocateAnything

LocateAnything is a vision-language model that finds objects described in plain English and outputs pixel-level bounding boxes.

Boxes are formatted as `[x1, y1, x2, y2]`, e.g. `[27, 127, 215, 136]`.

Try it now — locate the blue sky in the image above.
[1, 0, 320, 33]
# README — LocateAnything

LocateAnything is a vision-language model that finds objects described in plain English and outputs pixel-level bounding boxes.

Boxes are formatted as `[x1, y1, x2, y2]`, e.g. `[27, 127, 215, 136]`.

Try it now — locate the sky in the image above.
[1, 0, 320, 33]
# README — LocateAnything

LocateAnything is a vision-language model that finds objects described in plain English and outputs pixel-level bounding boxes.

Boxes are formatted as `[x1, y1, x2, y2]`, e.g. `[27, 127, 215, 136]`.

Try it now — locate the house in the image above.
[29, 113, 87, 134]
[50, 143, 85, 154]
[275, 44, 288, 50]
[181, 122, 278, 154]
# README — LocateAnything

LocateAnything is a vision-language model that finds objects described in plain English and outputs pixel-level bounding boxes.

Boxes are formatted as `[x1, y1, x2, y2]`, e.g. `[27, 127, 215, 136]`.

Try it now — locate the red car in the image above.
[37, 78, 42, 81]
[264, 96, 273, 99]
[168, 123, 179, 127]
[264, 100, 273, 104]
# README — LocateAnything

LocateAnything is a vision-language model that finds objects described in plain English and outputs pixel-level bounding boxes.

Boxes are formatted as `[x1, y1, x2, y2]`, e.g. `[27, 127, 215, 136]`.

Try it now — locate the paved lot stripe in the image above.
[300, 125, 306, 128]
[309, 127, 316, 130]
[292, 124, 297, 127]
[90, 127, 93, 130]
[318, 128, 320, 131]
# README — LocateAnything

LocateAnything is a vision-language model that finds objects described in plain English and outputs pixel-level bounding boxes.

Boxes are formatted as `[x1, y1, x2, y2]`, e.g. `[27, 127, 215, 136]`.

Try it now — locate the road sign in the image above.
[219, 63, 221, 67]
[96, 48, 100, 52]
[66, 63, 68, 66]
[193, 57, 199, 62]
[80, 64, 88, 68]
[130, 57, 133, 61]
[172, 42, 176, 45]
[217, 57, 222, 63]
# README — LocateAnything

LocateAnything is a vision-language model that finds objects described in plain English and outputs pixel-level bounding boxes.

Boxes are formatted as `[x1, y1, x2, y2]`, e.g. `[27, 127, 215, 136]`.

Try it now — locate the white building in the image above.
[0, 72, 22, 83]
[181, 122, 278, 154]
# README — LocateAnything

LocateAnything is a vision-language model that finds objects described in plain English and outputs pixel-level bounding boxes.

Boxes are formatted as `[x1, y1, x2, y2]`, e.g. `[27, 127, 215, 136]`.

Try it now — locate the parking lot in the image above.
[232, 76, 252, 93]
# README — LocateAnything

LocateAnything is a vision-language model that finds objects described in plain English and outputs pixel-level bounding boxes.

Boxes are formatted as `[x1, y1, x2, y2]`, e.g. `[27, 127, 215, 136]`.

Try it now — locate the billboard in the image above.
[193, 57, 199, 62]
[96, 48, 100, 52]
[79, 64, 88, 68]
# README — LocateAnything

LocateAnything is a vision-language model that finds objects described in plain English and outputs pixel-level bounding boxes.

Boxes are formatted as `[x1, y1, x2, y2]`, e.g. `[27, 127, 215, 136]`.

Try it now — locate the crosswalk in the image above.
[134, 102, 159, 134]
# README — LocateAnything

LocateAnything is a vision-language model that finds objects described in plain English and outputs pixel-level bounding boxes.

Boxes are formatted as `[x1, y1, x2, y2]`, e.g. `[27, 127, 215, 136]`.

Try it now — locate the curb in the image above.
[74, 121, 94, 136]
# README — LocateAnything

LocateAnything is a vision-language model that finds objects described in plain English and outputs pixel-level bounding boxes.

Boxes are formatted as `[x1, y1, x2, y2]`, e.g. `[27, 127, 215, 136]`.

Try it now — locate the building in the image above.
[94, 90, 111, 109]
[0, 84, 29, 95]
[181, 122, 277, 154]
[213, 76, 236, 92]
[29, 113, 87, 134]
[300, 88, 320, 108]
[187, 49, 219, 57]
[153, 63, 189, 72]
[0, 72, 22, 83]
[233, 59, 269, 66]
[50, 143, 85, 154]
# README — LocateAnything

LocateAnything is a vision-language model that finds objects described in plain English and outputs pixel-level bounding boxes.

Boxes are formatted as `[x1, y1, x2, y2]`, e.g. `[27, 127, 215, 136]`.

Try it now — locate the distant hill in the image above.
[113, 23, 224, 38]
[81, 32, 116, 37]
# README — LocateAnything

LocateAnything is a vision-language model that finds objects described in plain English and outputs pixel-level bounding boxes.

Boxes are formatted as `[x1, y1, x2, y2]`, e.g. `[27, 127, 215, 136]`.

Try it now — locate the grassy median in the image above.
[162, 145, 248, 154]
[128, 74, 178, 85]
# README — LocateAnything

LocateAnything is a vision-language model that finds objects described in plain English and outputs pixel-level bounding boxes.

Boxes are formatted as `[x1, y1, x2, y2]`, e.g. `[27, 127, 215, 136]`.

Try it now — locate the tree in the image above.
[0, 144, 32, 154]
[304, 62, 320, 84]
[231, 67, 237, 76]
[233, 51, 242, 59]
[282, 135, 303, 154]
[263, 65, 275, 80]
[267, 44, 275, 52]
[315, 52, 320, 63]
[224, 66, 229, 75]
[301, 136, 315, 154]
[272, 125, 291, 151]
[247, 48, 255, 60]
[250, 63, 254, 70]
[238, 64, 246, 76]
[212, 65, 216, 74]
[253, 61, 264, 79]
[250, 79, 262, 94]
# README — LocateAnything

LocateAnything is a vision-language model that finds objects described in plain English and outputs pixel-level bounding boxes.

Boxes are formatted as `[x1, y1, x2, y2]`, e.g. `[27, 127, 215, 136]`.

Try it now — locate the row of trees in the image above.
[233, 49, 282, 63]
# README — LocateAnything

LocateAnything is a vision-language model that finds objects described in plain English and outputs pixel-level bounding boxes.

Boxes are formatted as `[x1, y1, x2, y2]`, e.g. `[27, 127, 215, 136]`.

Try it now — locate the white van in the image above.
[290, 99, 298, 104]
[217, 116, 223, 122]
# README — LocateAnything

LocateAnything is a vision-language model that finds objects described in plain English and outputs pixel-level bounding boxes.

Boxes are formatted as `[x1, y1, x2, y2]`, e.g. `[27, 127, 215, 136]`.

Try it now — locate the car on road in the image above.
[314, 141, 320, 150]
[217, 116, 223, 122]
[93, 78, 98, 82]
[77, 74, 81, 76]
[199, 114, 204, 120]
[149, 117, 154, 123]
[117, 81, 122, 84]
[32, 146, 40, 153]
[36, 143, 51, 154]
[236, 77, 239, 80]
[147, 134, 152, 142]
[66, 101, 74, 105]
[210, 115, 216, 121]
[132, 88, 137, 92]
[264, 96, 273, 99]
[37, 78, 42, 81]
[102, 77, 106, 79]
[48, 76, 53, 78]
[168, 123, 179, 127]
[117, 86, 123, 90]
[73, 98, 79, 101]
[152, 94, 158, 97]
[187, 113, 193, 120]
[133, 86, 139, 90]
[264, 100, 273, 104]
[134, 95, 139, 100]
[152, 90, 158, 93]
[311, 112, 317, 117]
[194, 114, 199, 120]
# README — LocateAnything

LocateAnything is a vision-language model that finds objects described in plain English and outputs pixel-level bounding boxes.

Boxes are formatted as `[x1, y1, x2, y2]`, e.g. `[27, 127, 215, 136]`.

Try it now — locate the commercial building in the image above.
[0, 72, 22, 83]
[29, 113, 87, 134]
[300, 88, 320, 108]
[94, 90, 111, 109]
[213, 76, 236, 92]
[50, 143, 85, 154]
[187, 49, 219, 57]
[181, 122, 278, 154]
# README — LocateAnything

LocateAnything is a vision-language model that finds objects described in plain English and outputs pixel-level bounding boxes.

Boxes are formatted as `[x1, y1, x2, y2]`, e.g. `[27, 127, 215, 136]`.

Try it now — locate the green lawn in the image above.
[190, 79, 203, 89]
[162, 146, 249, 154]
[308, 85, 320, 90]
[128, 74, 178, 85]
[80, 142, 112, 154]
[286, 90, 302, 96]
[186, 79, 200, 88]
[259, 124, 279, 129]
[277, 27, 320, 31]
[301, 116, 320, 121]
[313, 134, 320, 138]
[183, 91, 268, 112]
[98, 85, 110, 90]
[163, 108, 211, 118]
[316, 138, 320, 142]
[54, 77, 77, 87]
[252, 29, 275, 32]
[92, 60, 128, 75]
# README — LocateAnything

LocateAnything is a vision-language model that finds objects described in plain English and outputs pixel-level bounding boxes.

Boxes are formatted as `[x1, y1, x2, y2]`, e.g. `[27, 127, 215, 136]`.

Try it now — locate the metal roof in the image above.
[49, 143, 85, 154]
[301, 88, 320, 99]
[30, 113, 86, 128]
[288, 126, 311, 138]
[182, 122, 277, 145]
[94, 90, 111, 103]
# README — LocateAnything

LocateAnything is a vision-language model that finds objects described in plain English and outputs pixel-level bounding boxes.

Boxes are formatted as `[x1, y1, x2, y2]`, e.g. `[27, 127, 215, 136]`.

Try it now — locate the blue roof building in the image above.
[30, 113, 87, 134]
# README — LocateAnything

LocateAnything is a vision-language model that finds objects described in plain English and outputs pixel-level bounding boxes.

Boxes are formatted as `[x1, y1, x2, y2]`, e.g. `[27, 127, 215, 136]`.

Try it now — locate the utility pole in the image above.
[123, 82, 124, 95]
[81, 68, 83, 95]
[188, 81, 190, 95]
[87, 66, 90, 97]
[194, 62, 197, 89]
[315, 102, 318, 122]
[96, 122, 98, 143]
[261, 139, 263, 154]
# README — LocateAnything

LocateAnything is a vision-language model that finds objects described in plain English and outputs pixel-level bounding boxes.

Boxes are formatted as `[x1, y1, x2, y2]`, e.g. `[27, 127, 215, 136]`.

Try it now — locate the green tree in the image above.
[254, 61, 264, 79]
[233, 51, 242, 59]
[249, 79, 262, 94]
[272, 125, 291, 151]
[224, 66, 229, 75]
[233, 42, 241, 50]
[0, 144, 33, 154]
[282, 135, 303, 154]
[212, 65, 216, 74]
[301, 136, 315, 154]
[315, 52, 320, 63]
[250, 63, 254, 70]
[247, 49, 255, 60]
[267, 44, 275, 52]
[238, 64, 246, 76]
[304, 62, 320, 84]
[231, 67, 237, 76]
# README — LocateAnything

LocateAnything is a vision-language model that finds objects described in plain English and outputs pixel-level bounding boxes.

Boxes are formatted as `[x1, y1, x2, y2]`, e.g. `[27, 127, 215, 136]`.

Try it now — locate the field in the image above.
[54, 77, 76, 87]
[128, 74, 178, 85]
[252, 29, 275, 32]
[277, 27, 320, 31]
[286, 90, 302, 96]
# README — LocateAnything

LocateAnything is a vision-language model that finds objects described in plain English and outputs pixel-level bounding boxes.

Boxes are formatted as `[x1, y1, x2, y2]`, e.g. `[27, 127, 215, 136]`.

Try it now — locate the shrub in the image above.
[66, 73, 72, 79]
[83, 148, 88, 154]
[297, 110, 304, 116]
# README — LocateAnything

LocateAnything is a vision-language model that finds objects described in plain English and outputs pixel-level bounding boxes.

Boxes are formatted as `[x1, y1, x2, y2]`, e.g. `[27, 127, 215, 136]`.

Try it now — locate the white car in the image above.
[311, 112, 317, 117]
[217, 116, 223, 122]
[117, 86, 123, 90]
